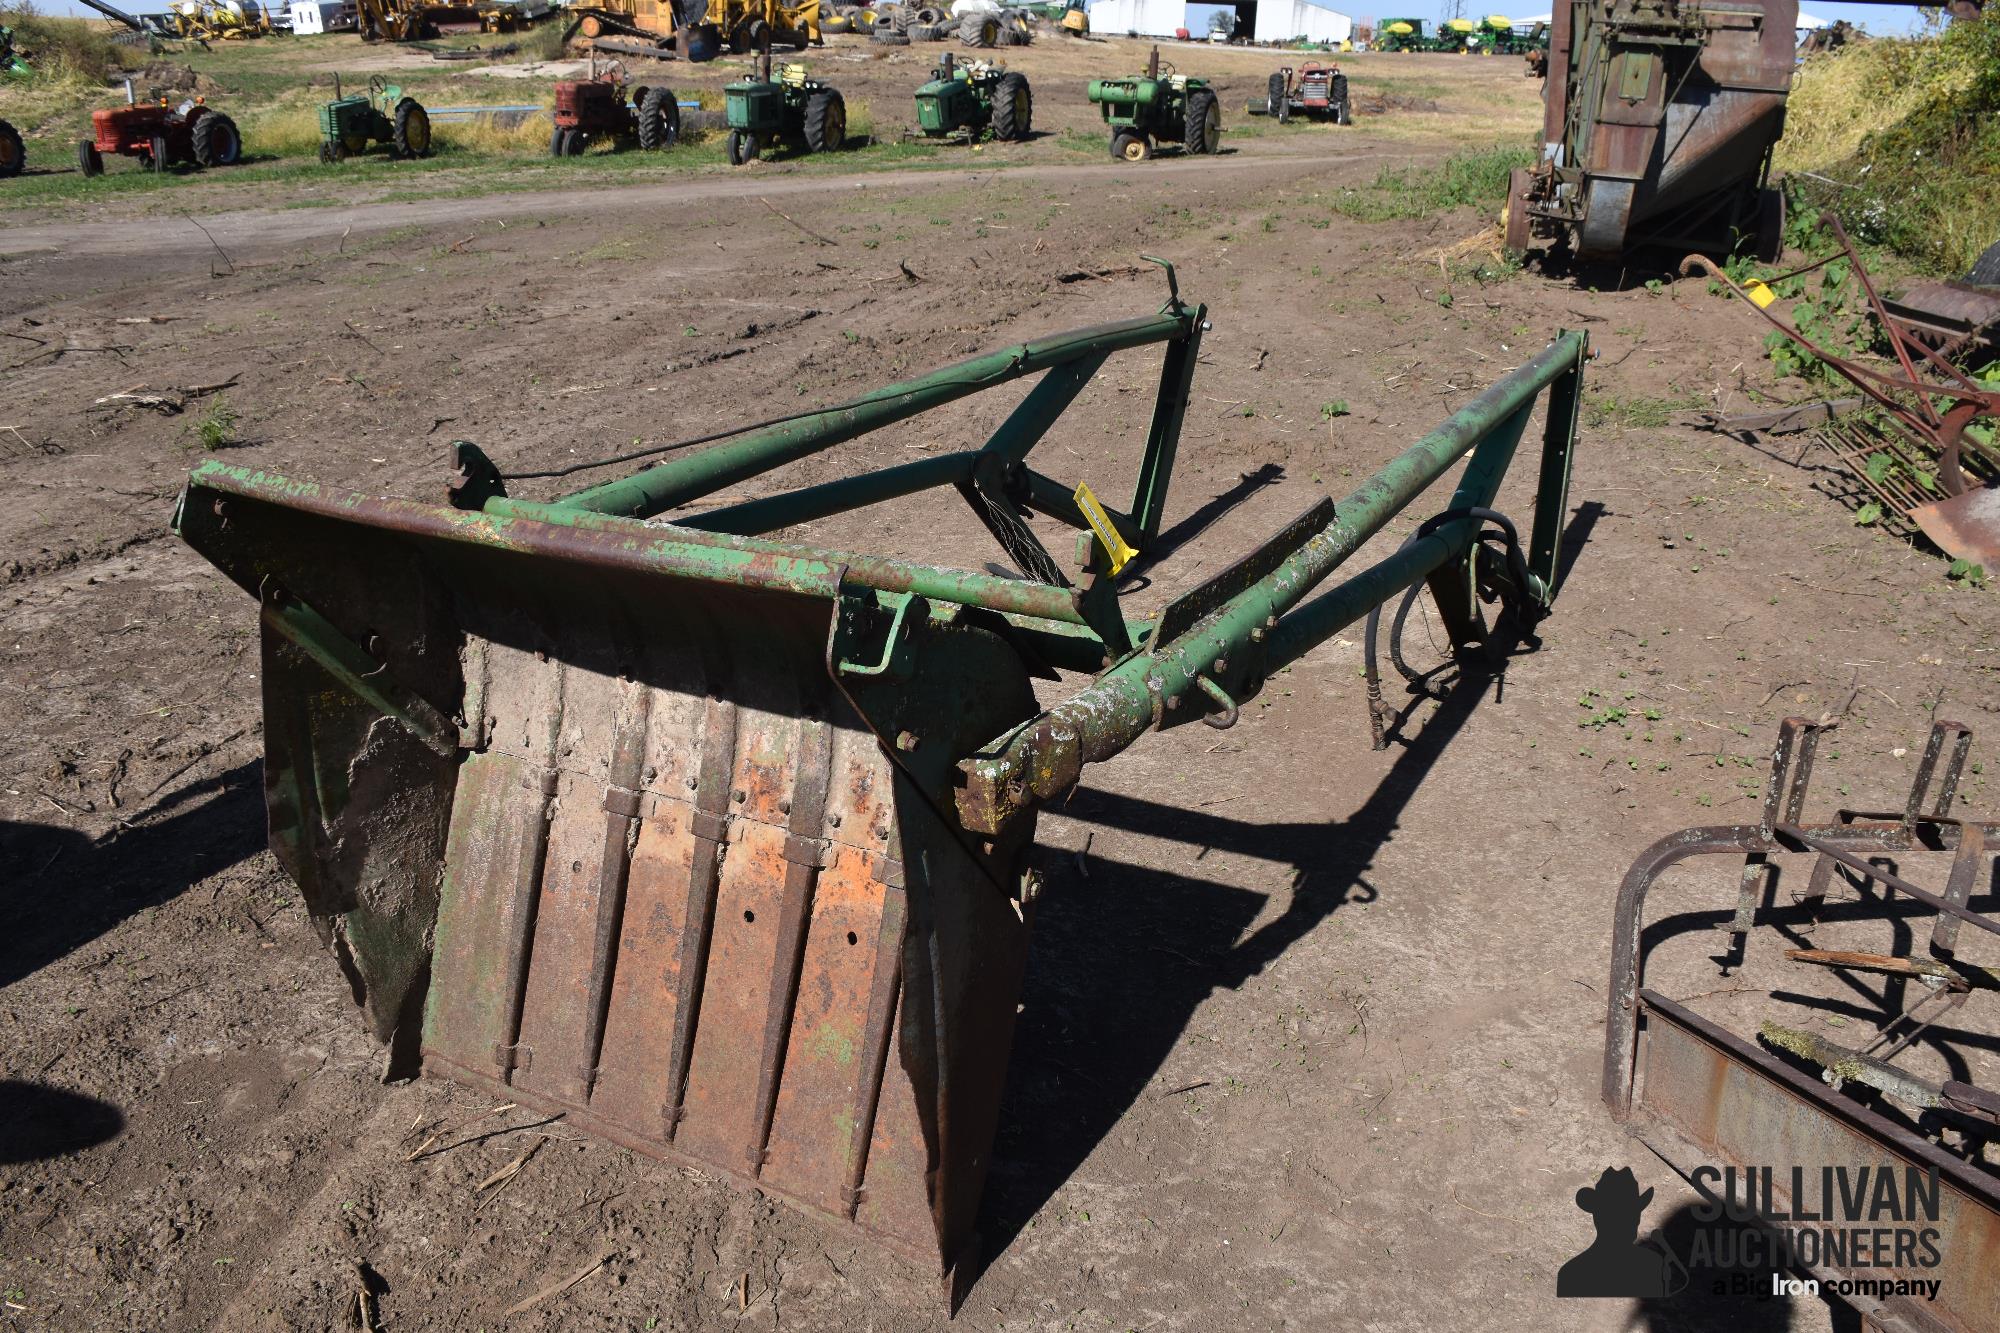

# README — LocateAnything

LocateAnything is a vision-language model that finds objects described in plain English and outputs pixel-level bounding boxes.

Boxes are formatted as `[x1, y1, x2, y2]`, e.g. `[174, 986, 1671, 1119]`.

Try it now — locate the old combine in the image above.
[551, 66, 682, 155]
[79, 94, 243, 176]
[1247, 63, 1351, 124]
[913, 52, 1031, 143]
[722, 54, 844, 164]
[1506, 0, 1796, 262]
[173, 263, 1589, 1305]
[318, 76, 432, 163]
[1086, 46, 1221, 162]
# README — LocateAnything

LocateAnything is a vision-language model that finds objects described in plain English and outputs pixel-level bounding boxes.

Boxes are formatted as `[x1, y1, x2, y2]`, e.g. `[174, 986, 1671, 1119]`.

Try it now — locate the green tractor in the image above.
[318, 76, 432, 164]
[1085, 45, 1220, 163]
[723, 54, 847, 165]
[913, 52, 1032, 144]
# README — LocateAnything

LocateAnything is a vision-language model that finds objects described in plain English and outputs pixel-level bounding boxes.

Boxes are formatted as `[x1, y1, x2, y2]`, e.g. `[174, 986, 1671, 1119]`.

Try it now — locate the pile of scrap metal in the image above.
[1685, 214, 2000, 571]
[1606, 718, 1999, 1331]
[171, 264, 1590, 1308]
[356, 0, 550, 40]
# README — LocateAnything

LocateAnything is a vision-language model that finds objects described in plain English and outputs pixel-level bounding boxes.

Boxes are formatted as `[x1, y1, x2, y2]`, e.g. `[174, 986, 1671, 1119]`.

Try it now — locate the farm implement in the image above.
[1247, 62, 1350, 125]
[550, 67, 681, 155]
[80, 94, 242, 176]
[173, 265, 1588, 1305]
[1606, 718, 1999, 1331]
[723, 53, 844, 164]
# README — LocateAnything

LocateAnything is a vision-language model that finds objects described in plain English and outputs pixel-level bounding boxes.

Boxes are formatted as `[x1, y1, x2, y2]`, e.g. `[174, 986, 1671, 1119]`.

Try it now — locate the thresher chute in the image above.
[174, 266, 1589, 1303]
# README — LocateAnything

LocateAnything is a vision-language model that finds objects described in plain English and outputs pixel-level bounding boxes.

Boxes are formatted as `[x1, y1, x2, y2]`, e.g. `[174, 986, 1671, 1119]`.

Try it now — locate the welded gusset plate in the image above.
[174, 469, 1050, 1279]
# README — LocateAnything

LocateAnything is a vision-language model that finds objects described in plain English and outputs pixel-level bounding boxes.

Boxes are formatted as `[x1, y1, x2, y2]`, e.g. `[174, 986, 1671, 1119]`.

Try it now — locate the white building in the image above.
[1087, 0, 1186, 36]
[1251, 0, 1351, 44]
[290, 0, 354, 31]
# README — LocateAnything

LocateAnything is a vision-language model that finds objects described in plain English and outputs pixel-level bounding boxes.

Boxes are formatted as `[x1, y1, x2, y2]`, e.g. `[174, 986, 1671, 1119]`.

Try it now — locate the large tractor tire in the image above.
[991, 72, 1031, 141]
[870, 24, 908, 41]
[960, 12, 998, 45]
[1333, 75, 1352, 125]
[393, 97, 432, 159]
[1183, 89, 1220, 155]
[638, 85, 681, 150]
[192, 112, 243, 168]
[1966, 238, 2000, 287]
[821, 11, 851, 32]
[0, 120, 23, 179]
[804, 88, 846, 153]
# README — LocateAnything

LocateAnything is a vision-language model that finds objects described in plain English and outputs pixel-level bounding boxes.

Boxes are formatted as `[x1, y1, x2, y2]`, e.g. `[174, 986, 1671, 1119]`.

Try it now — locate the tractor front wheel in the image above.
[319, 140, 338, 165]
[725, 128, 759, 165]
[1111, 131, 1149, 162]
[1183, 89, 1221, 155]
[149, 134, 171, 173]
[804, 89, 846, 154]
[393, 97, 432, 159]
[0, 121, 23, 180]
[563, 129, 587, 156]
[549, 125, 566, 157]
[78, 140, 104, 177]
[992, 72, 1031, 142]
[638, 86, 680, 151]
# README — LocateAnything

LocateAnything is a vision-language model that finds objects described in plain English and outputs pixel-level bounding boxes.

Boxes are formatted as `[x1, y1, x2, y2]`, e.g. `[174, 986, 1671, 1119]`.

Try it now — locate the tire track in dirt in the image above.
[0, 148, 1401, 262]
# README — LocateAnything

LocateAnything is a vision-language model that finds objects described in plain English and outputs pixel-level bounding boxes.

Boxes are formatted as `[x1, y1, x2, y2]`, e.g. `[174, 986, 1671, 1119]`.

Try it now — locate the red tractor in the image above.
[79, 97, 244, 176]
[550, 74, 681, 156]
[1251, 62, 1352, 125]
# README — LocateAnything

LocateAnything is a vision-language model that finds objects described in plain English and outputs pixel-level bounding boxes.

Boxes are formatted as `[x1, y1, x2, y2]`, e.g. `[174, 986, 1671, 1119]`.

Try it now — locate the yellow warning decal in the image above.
[1074, 480, 1139, 575]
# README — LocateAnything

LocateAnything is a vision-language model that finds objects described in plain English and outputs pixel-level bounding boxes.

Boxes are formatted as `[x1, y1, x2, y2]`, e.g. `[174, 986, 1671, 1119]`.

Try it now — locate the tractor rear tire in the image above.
[0, 120, 22, 179]
[804, 89, 846, 153]
[149, 134, 171, 173]
[992, 72, 1031, 141]
[1183, 89, 1220, 155]
[192, 112, 242, 168]
[79, 139, 104, 177]
[821, 12, 851, 32]
[393, 97, 432, 159]
[1966, 239, 2000, 287]
[638, 86, 681, 150]
[1331, 74, 1352, 124]
[871, 25, 908, 42]
[960, 12, 998, 45]
[1111, 131, 1149, 162]
[1266, 70, 1286, 107]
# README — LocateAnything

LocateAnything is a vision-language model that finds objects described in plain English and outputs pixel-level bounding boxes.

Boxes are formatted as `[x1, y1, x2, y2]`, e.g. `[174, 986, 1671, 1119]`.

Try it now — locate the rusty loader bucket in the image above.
[174, 266, 1590, 1302]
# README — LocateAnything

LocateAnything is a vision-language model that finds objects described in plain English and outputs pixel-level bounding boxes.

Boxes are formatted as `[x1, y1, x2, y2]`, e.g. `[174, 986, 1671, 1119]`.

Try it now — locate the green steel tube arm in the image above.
[553, 312, 1194, 520]
[953, 332, 1587, 834]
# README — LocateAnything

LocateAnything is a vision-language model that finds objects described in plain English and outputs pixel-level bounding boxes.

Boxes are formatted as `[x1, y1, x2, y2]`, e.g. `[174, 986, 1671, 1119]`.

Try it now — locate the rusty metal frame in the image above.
[1604, 717, 2000, 1331]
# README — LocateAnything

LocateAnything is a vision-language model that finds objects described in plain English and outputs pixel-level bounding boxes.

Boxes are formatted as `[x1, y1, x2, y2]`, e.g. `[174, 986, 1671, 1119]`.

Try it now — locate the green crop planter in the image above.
[725, 80, 783, 133]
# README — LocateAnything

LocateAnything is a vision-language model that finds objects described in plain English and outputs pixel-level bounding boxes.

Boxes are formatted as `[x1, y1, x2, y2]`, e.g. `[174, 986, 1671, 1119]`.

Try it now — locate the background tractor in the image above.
[1086, 45, 1220, 162]
[318, 76, 432, 163]
[0, 119, 22, 178]
[722, 53, 844, 164]
[1247, 62, 1350, 124]
[551, 66, 681, 154]
[913, 52, 1031, 143]
[80, 95, 242, 176]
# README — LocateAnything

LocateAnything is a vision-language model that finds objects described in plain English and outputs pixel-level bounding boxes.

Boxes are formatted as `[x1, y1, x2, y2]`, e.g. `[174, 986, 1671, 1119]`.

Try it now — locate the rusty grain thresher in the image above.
[173, 267, 1588, 1301]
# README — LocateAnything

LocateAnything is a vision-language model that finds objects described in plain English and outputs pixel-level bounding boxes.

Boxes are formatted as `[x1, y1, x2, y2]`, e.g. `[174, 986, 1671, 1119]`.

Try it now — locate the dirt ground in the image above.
[2, 33, 1996, 1333]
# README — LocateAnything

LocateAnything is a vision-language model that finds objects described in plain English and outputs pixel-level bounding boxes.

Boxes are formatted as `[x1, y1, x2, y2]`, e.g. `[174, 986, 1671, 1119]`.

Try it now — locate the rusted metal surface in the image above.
[1605, 717, 2000, 1330]
[1517, 0, 1795, 259]
[1684, 218, 2000, 568]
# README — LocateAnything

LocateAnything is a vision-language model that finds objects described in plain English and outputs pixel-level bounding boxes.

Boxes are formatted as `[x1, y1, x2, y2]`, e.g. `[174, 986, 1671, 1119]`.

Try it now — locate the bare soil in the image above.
[2, 39, 1996, 1333]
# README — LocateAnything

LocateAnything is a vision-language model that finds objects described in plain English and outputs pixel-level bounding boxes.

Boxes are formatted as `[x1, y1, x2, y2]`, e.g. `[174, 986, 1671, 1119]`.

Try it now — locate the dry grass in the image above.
[1774, 29, 1982, 175]
[0, 5, 144, 130]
